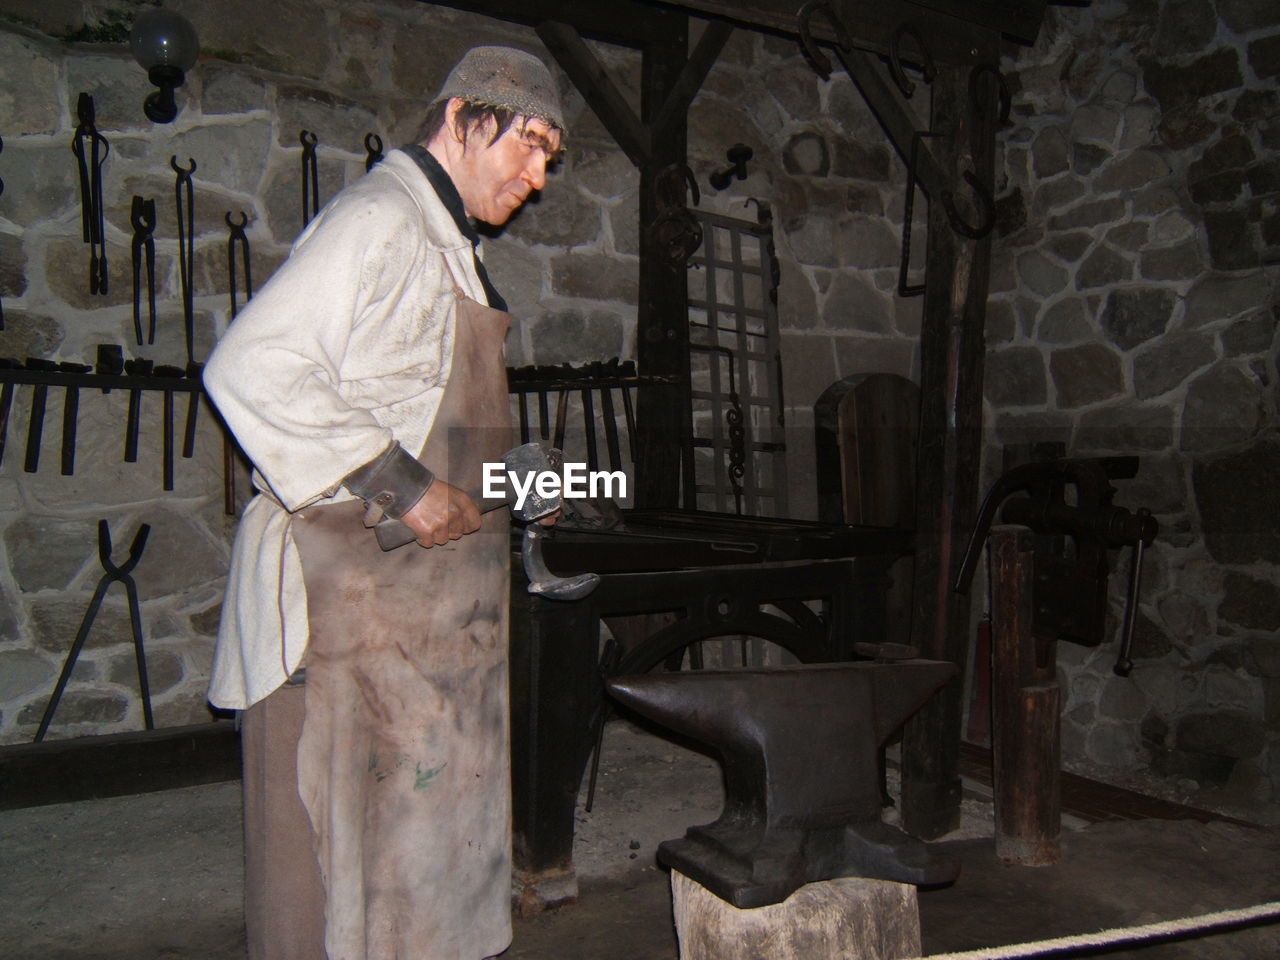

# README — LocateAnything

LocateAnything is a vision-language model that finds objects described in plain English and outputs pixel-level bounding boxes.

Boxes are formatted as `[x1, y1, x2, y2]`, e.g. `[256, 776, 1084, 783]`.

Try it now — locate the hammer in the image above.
[373, 441, 600, 602]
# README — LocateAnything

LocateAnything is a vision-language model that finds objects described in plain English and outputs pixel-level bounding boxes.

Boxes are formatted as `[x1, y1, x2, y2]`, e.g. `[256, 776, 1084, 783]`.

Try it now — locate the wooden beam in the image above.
[536, 21, 652, 165]
[899, 59, 999, 840]
[0, 722, 240, 810]
[651, 19, 735, 142]
[426, 0, 681, 48]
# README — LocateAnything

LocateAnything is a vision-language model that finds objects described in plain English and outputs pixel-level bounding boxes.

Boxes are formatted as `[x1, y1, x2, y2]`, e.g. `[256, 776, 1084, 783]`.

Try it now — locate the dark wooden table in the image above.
[508, 509, 911, 910]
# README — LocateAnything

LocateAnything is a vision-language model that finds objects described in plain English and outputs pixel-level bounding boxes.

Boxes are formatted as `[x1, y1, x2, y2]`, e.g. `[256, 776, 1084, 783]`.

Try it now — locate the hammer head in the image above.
[504, 440, 563, 522]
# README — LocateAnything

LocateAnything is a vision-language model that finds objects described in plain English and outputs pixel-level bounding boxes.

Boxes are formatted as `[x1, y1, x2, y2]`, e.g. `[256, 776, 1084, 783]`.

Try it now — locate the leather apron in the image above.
[290, 285, 513, 960]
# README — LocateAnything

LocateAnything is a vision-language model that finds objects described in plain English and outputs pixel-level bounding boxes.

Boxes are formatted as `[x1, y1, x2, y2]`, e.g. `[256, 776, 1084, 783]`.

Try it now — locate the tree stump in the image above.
[671, 871, 921, 960]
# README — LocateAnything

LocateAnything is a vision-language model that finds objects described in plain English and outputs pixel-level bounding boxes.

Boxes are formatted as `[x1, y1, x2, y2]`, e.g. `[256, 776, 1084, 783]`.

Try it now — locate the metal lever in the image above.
[1113, 508, 1151, 677]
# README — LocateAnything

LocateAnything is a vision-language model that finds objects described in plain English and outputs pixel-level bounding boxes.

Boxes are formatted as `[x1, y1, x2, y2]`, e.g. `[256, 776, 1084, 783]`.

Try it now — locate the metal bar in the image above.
[601, 387, 623, 472]
[580, 387, 598, 471]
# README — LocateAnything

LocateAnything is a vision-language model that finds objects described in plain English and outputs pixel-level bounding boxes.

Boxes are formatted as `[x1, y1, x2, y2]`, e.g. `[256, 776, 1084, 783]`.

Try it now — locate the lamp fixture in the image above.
[129, 9, 199, 123]
[709, 144, 753, 191]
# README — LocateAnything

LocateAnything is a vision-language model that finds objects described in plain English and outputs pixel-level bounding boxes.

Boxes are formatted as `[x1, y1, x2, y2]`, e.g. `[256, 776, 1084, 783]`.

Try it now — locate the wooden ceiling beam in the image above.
[425, 0, 682, 48]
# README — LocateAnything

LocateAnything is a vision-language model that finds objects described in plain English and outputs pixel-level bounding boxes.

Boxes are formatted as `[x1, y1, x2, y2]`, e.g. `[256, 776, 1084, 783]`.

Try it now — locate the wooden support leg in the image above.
[671, 871, 921, 960]
[989, 525, 1061, 865]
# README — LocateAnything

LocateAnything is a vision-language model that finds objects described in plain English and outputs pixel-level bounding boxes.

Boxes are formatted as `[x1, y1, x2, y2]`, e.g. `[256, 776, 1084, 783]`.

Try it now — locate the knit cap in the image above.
[437, 45, 565, 132]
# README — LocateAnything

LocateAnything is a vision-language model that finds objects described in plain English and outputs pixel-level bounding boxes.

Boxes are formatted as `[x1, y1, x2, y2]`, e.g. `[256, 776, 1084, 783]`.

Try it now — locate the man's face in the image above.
[452, 113, 562, 226]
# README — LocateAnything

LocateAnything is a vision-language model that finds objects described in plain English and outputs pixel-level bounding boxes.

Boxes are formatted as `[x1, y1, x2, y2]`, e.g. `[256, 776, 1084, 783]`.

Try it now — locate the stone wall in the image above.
[0, 1, 914, 744]
[991, 0, 1280, 803]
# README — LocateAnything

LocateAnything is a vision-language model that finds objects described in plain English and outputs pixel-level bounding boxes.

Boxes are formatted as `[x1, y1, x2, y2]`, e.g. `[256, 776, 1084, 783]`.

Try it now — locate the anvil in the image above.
[607, 660, 960, 908]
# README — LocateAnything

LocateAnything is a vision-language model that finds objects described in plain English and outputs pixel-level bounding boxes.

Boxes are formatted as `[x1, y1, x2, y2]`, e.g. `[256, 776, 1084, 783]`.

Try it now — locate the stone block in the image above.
[1105, 222, 1150, 252]
[1153, 0, 1218, 59]
[831, 335, 915, 382]
[1142, 48, 1243, 112]
[1133, 331, 1216, 399]
[1176, 710, 1264, 759]
[1049, 342, 1125, 407]
[1185, 271, 1275, 328]
[1247, 159, 1280, 196]
[1048, 196, 1126, 232]
[1192, 438, 1280, 564]
[17, 690, 129, 729]
[992, 411, 1074, 451]
[571, 148, 637, 202]
[784, 214, 838, 268]
[28, 596, 137, 654]
[1218, 0, 1278, 33]
[1250, 638, 1280, 679]
[549, 253, 636, 304]
[1222, 311, 1278, 356]
[108, 648, 184, 696]
[1033, 175, 1087, 215]
[1075, 245, 1132, 289]
[1190, 169, 1249, 205]
[1047, 232, 1092, 264]
[1032, 126, 1069, 178]
[1038, 297, 1091, 343]
[821, 272, 892, 333]
[527, 308, 624, 365]
[275, 85, 379, 154]
[777, 257, 819, 332]
[984, 346, 1048, 406]
[199, 62, 269, 115]
[1156, 105, 1216, 149]
[1139, 240, 1204, 282]
[836, 217, 899, 270]
[1248, 34, 1280, 80]
[1099, 675, 1149, 722]
[6, 516, 101, 594]
[66, 54, 159, 133]
[1119, 102, 1157, 151]
[1017, 250, 1068, 297]
[1096, 150, 1173, 194]
[1071, 142, 1111, 176]
[1076, 404, 1174, 452]
[1204, 210, 1262, 270]
[1085, 721, 1142, 767]
[995, 187, 1027, 237]
[764, 61, 821, 123]
[829, 140, 891, 183]
[781, 335, 837, 405]
[189, 602, 224, 637]
[1233, 89, 1279, 124]
[1101, 287, 1174, 349]
[1154, 590, 1209, 653]
[0, 231, 26, 299]
[190, 0, 331, 81]
[1179, 363, 1263, 453]
[1131, 609, 1173, 660]
[483, 236, 546, 315]
[985, 298, 1017, 343]
[1219, 571, 1280, 632]
[0, 31, 61, 136]
[0, 651, 55, 703]
[1070, 103, 1121, 147]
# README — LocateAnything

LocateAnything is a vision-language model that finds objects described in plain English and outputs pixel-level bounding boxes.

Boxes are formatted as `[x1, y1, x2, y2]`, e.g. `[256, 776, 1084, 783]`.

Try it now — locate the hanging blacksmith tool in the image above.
[171, 156, 197, 364]
[182, 360, 202, 460]
[364, 132, 384, 172]
[123, 357, 154, 463]
[72, 93, 110, 296]
[35, 520, 153, 742]
[955, 456, 1159, 676]
[226, 211, 252, 319]
[96, 343, 124, 385]
[649, 163, 702, 267]
[0, 134, 5, 330]
[888, 23, 936, 99]
[223, 211, 254, 515]
[58, 361, 92, 475]
[300, 130, 320, 227]
[608, 661, 960, 908]
[130, 195, 158, 345]
[0, 357, 17, 466]
[22, 358, 57, 473]
[938, 63, 1009, 242]
[153, 364, 186, 491]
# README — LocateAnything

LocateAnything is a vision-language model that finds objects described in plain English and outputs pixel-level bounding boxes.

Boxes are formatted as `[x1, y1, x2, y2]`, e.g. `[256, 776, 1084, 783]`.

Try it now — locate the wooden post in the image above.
[671, 871, 921, 960]
[989, 524, 1061, 865]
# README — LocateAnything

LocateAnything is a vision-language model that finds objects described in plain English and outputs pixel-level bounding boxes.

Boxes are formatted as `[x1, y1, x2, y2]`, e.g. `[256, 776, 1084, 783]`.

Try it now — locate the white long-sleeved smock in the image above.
[204, 148, 487, 709]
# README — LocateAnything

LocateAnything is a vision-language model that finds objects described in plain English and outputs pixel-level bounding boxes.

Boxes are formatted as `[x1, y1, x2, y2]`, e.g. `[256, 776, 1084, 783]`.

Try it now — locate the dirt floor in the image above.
[2, 720, 1277, 960]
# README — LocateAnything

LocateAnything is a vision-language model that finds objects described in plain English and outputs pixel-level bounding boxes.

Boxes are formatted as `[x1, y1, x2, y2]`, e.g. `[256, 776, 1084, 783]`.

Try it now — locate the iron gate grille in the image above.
[685, 203, 788, 517]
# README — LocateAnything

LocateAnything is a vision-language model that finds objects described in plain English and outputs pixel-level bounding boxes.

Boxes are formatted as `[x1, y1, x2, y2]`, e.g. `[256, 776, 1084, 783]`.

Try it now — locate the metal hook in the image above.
[169, 155, 197, 179]
[942, 169, 996, 240]
[889, 24, 937, 99]
[969, 62, 1012, 128]
[797, 0, 852, 82]
[364, 132, 384, 172]
[301, 130, 320, 227]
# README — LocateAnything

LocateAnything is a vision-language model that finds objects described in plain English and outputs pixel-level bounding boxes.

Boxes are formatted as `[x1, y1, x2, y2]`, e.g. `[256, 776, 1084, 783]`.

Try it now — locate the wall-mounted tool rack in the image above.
[0, 360, 205, 491]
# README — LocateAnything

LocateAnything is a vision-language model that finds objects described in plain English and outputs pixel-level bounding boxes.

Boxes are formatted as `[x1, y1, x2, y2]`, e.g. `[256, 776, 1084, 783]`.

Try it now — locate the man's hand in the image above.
[399, 480, 482, 547]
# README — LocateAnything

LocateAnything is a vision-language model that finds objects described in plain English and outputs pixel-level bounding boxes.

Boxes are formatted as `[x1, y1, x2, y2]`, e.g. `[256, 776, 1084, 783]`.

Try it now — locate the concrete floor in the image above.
[2, 721, 1278, 959]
